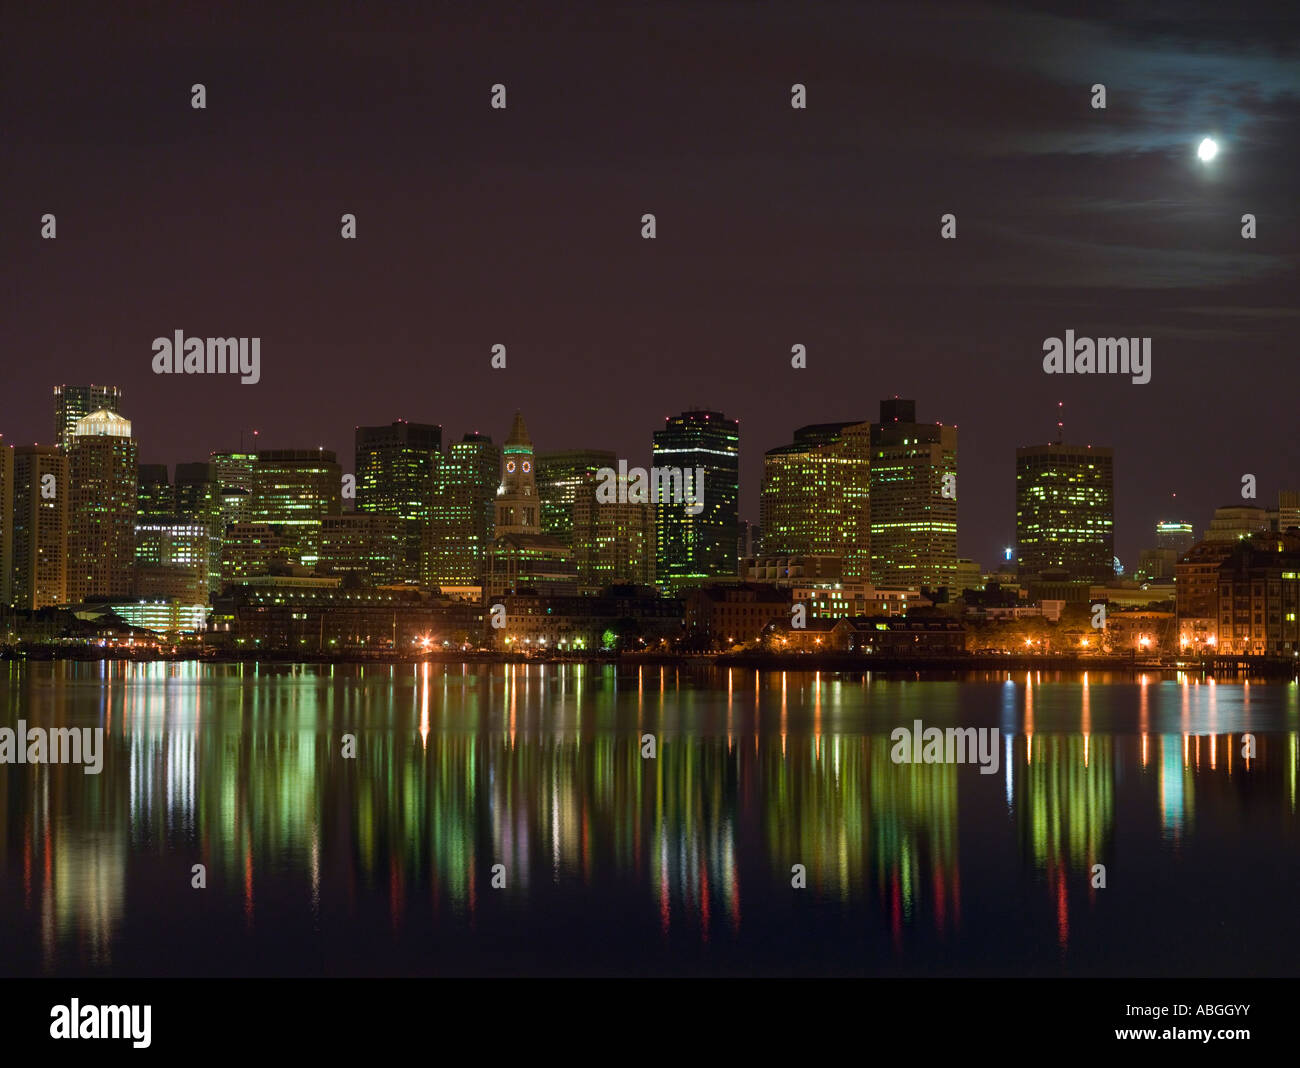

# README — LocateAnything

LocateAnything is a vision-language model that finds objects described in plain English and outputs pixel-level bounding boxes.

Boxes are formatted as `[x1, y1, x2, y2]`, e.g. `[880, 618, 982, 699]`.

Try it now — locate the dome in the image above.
[74, 409, 133, 438]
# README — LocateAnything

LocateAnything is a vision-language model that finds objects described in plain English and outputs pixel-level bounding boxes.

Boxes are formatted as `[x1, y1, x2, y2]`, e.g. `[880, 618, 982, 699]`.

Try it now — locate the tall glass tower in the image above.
[652, 409, 739, 587]
[537, 448, 618, 541]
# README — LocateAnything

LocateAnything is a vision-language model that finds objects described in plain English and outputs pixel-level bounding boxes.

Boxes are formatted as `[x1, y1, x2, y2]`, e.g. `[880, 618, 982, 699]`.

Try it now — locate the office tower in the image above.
[1278, 491, 1300, 535]
[10, 446, 70, 609]
[0, 442, 12, 607]
[1015, 442, 1114, 585]
[175, 462, 225, 598]
[68, 410, 139, 601]
[425, 432, 500, 587]
[355, 421, 442, 583]
[317, 513, 404, 586]
[220, 523, 297, 584]
[760, 421, 871, 579]
[485, 413, 576, 599]
[652, 408, 740, 587]
[137, 464, 174, 519]
[1203, 505, 1272, 542]
[869, 399, 958, 589]
[250, 449, 342, 568]
[1155, 521, 1195, 553]
[537, 449, 618, 540]
[572, 474, 656, 589]
[53, 384, 123, 448]
[210, 451, 258, 527]
[134, 519, 210, 603]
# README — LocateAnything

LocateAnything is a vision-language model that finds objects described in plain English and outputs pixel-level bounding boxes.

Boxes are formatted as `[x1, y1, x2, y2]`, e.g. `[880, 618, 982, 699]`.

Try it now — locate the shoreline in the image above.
[3, 647, 1296, 676]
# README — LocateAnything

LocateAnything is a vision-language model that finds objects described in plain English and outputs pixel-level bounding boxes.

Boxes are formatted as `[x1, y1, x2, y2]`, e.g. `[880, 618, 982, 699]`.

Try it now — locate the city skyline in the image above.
[5, 378, 1287, 578]
[5, 2, 1298, 578]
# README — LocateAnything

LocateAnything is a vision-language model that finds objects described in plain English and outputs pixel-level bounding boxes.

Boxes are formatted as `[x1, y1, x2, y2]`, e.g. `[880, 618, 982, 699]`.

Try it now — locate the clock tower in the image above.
[495, 411, 540, 535]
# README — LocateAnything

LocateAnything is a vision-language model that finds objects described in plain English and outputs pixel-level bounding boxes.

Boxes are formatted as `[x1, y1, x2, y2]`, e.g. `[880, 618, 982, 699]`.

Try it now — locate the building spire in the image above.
[505, 411, 531, 447]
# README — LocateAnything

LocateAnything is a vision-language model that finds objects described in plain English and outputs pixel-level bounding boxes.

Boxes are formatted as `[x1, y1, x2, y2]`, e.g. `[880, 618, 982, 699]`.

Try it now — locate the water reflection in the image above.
[1, 662, 1297, 975]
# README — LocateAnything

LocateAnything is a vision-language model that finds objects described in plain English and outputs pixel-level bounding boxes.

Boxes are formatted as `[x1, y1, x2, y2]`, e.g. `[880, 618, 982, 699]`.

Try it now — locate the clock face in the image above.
[522, 461, 531, 473]
[506, 460, 516, 473]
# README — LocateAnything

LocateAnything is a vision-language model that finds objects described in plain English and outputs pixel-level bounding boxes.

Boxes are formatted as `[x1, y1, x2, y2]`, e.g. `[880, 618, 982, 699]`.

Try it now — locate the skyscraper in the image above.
[210, 451, 257, 527]
[137, 464, 174, 519]
[175, 461, 225, 598]
[869, 399, 957, 589]
[0, 441, 12, 608]
[1015, 441, 1114, 586]
[10, 445, 70, 609]
[760, 421, 871, 579]
[537, 449, 618, 540]
[53, 384, 123, 449]
[355, 421, 442, 583]
[652, 409, 740, 587]
[251, 448, 342, 568]
[68, 410, 139, 602]
[425, 432, 500, 587]
[572, 474, 656, 589]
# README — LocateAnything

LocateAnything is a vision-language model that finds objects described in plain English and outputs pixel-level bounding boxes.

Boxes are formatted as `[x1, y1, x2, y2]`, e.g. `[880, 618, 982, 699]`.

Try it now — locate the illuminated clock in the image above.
[506, 460, 516, 473]
[522, 461, 531, 473]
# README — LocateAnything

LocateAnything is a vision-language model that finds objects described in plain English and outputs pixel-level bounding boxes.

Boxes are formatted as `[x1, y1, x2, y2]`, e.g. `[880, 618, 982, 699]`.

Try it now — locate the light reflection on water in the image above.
[1, 661, 1297, 976]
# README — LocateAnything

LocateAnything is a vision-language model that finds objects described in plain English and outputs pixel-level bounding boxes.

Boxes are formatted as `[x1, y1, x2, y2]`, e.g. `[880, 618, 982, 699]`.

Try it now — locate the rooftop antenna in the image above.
[1055, 401, 1064, 445]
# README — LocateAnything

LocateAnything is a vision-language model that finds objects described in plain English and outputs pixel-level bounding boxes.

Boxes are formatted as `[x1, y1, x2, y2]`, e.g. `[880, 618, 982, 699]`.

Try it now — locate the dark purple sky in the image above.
[3, 0, 1297, 569]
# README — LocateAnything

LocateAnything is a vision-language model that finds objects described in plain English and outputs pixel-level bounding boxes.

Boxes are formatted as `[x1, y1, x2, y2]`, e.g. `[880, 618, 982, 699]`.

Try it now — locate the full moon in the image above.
[1197, 137, 1218, 161]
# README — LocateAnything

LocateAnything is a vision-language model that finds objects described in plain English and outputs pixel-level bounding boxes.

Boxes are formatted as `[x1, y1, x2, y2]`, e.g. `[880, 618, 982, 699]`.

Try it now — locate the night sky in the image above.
[3, 0, 1297, 570]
